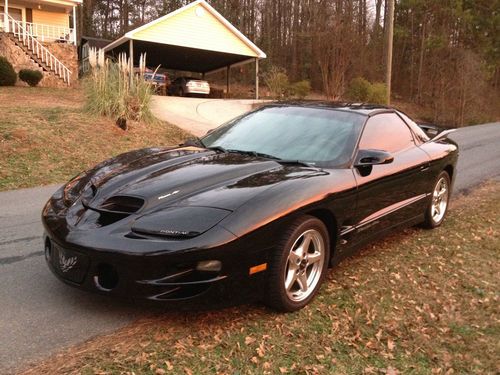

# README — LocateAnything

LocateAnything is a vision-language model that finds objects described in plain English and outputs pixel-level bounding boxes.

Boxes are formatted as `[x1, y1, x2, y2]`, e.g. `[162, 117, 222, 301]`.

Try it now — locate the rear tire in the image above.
[265, 216, 330, 312]
[422, 171, 451, 229]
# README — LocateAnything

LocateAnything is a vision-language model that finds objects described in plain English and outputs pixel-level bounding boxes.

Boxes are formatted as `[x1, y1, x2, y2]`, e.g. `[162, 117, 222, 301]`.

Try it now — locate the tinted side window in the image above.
[359, 113, 415, 153]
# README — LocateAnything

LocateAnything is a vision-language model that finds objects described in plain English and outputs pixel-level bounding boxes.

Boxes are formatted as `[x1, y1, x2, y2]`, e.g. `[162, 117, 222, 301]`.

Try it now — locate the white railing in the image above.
[25, 21, 75, 44]
[0, 15, 75, 44]
[4, 14, 72, 85]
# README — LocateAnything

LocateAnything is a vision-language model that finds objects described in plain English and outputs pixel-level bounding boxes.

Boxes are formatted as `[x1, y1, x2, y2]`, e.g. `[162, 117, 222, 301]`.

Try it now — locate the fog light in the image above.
[94, 263, 119, 291]
[196, 260, 221, 272]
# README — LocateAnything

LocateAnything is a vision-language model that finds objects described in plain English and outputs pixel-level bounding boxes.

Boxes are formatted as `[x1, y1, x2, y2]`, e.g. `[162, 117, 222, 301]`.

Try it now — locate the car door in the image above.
[350, 112, 432, 245]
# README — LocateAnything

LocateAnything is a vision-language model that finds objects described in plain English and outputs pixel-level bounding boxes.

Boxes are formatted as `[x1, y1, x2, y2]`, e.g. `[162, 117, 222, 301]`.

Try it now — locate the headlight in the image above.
[132, 207, 231, 239]
[131, 206, 231, 238]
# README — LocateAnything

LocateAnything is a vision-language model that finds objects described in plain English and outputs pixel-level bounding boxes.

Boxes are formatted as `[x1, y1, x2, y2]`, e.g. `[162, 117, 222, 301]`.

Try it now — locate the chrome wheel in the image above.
[431, 177, 449, 223]
[284, 229, 325, 302]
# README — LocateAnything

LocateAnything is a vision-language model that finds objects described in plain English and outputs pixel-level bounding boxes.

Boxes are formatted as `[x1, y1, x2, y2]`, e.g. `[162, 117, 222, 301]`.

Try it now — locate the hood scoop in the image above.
[98, 195, 145, 214]
[83, 195, 145, 215]
[80, 195, 145, 228]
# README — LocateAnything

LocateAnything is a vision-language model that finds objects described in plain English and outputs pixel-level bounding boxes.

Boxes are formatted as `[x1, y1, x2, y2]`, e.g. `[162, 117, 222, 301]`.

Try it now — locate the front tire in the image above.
[423, 171, 451, 228]
[265, 216, 330, 312]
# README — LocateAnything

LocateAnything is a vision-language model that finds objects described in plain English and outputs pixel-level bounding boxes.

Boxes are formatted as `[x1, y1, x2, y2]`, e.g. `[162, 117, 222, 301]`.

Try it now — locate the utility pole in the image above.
[385, 0, 395, 105]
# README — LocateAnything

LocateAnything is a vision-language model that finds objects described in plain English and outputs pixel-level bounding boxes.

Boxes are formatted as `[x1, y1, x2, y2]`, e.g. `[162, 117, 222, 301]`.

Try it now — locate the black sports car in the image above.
[42, 102, 458, 311]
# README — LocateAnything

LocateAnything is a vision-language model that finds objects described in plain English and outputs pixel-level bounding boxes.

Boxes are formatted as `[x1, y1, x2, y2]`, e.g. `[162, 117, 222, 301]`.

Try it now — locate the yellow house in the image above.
[0, 0, 81, 86]
[1, 0, 80, 44]
[105, 0, 266, 98]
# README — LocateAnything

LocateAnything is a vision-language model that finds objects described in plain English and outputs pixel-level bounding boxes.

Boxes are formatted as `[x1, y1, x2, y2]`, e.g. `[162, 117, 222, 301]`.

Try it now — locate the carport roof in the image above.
[103, 0, 266, 73]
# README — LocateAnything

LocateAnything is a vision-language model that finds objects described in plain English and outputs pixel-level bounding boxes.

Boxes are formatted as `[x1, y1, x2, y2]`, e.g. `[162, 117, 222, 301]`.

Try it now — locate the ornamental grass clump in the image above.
[84, 48, 154, 124]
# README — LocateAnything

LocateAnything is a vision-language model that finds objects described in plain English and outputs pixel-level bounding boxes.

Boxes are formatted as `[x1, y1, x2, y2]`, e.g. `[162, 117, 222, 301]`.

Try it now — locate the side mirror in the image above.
[355, 149, 394, 167]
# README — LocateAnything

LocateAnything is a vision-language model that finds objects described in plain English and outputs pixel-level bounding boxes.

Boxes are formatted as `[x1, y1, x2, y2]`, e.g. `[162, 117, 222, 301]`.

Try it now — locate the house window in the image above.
[0, 6, 23, 22]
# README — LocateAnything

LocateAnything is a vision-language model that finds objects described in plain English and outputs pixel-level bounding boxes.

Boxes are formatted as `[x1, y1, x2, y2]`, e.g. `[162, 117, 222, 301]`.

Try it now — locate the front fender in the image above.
[219, 169, 357, 238]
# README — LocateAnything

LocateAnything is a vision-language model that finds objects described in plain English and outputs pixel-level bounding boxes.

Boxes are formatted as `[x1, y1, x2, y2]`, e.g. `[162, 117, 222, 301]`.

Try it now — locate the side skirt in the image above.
[330, 214, 424, 266]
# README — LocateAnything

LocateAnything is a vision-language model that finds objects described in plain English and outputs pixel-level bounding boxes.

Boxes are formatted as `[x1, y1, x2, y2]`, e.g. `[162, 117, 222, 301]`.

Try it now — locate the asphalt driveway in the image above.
[150, 96, 267, 136]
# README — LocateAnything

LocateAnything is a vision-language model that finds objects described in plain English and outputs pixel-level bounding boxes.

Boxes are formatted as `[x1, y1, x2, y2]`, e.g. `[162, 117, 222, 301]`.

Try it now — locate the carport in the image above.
[103, 0, 266, 98]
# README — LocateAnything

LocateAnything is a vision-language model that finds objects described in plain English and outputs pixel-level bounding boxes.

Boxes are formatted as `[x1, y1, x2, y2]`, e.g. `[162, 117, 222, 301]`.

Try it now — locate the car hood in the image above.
[78, 146, 324, 213]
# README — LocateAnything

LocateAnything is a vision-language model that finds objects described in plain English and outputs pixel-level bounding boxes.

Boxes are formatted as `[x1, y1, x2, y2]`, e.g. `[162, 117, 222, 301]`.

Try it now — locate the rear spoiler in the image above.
[418, 124, 456, 142]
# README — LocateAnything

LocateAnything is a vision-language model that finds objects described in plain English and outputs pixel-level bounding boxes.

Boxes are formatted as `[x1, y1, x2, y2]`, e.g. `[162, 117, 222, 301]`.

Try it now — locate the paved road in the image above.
[0, 122, 499, 373]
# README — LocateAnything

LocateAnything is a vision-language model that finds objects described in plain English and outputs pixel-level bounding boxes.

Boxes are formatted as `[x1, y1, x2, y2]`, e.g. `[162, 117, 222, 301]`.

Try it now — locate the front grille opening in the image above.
[100, 195, 144, 214]
[94, 263, 119, 291]
[151, 262, 221, 284]
[152, 284, 210, 301]
[96, 211, 129, 227]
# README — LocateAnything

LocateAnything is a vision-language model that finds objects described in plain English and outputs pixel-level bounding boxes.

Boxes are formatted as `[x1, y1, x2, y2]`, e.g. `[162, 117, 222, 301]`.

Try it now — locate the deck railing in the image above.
[3, 14, 72, 85]
[1, 14, 75, 44]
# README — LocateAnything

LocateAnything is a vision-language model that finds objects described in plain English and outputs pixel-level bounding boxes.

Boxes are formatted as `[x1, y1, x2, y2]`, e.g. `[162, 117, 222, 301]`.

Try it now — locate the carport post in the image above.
[129, 39, 134, 86]
[226, 66, 230, 96]
[255, 58, 259, 100]
[4, 0, 9, 33]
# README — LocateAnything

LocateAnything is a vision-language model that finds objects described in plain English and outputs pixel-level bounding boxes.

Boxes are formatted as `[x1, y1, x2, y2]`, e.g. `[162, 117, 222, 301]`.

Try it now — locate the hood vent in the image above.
[99, 195, 145, 214]
[79, 195, 145, 227]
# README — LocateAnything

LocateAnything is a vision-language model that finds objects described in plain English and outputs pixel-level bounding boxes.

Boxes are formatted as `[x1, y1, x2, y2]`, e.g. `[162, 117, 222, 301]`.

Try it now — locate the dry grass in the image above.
[18, 183, 500, 375]
[0, 87, 191, 191]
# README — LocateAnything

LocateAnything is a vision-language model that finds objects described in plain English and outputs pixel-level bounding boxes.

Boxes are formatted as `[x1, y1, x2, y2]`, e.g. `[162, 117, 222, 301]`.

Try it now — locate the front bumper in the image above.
[42, 201, 270, 305]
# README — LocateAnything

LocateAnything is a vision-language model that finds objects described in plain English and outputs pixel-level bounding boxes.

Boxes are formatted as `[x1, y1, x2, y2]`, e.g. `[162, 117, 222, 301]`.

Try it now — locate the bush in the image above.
[346, 77, 372, 102]
[289, 80, 311, 99]
[370, 83, 388, 105]
[84, 48, 153, 123]
[345, 77, 388, 105]
[0, 56, 17, 86]
[264, 66, 289, 99]
[18, 69, 43, 87]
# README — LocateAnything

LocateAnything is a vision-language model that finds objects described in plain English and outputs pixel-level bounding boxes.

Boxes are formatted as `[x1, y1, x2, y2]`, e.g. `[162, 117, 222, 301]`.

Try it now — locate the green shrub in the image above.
[18, 69, 43, 87]
[346, 77, 372, 102]
[345, 77, 388, 105]
[264, 66, 289, 99]
[0, 56, 17, 86]
[370, 83, 388, 105]
[84, 49, 153, 123]
[289, 80, 311, 99]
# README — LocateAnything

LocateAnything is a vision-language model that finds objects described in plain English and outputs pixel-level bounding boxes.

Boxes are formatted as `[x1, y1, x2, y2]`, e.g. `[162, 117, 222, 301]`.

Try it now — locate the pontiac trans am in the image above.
[42, 102, 458, 311]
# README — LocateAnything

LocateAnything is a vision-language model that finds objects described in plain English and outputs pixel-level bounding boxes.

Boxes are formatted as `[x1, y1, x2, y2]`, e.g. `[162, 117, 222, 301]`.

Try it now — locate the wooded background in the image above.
[80, 0, 499, 126]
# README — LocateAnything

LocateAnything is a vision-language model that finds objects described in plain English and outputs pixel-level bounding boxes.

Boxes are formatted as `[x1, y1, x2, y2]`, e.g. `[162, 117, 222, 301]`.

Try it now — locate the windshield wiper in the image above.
[226, 149, 280, 160]
[275, 159, 313, 167]
[206, 145, 228, 153]
[225, 149, 313, 167]
[181, 137, 205, 148]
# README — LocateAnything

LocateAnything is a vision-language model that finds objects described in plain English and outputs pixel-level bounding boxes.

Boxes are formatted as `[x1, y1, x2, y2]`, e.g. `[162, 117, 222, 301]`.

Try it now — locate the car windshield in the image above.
[201, 106, 366, 167]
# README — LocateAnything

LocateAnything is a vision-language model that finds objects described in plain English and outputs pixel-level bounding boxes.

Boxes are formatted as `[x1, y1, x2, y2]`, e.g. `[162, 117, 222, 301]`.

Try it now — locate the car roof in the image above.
[266, 101, 395, 116]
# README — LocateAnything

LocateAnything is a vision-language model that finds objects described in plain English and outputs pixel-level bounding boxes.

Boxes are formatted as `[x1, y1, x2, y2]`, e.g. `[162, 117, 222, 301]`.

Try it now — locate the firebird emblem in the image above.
[59, 251, 77, 273]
